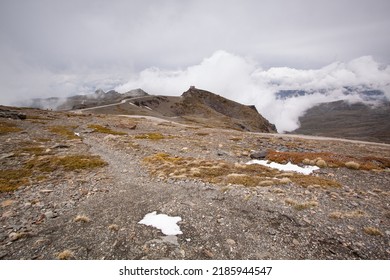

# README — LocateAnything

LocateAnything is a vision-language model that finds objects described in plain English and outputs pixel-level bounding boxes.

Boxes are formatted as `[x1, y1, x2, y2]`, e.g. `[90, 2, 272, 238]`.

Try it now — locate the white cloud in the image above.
[116, 51, 390, 132]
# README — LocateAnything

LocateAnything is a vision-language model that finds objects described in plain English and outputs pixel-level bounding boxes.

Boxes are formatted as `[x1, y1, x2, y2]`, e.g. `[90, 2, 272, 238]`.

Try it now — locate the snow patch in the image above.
[247, 160, 319, 175]
[138, 211, 182, 235]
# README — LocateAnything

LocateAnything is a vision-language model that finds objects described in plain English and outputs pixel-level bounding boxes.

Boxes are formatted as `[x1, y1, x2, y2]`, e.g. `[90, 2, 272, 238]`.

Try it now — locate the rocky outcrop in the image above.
[178, 87, 277, 133]
[0, 108, 26, 120]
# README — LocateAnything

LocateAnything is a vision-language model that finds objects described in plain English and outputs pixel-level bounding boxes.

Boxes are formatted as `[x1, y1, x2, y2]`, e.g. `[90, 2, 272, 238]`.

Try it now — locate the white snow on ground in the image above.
[247, 160, 319, 175]
[138, 211, 183, 235]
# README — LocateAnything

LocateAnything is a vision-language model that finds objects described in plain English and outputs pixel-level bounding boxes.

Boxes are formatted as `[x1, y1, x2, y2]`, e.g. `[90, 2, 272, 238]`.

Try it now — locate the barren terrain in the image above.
[1, 106, 389, 260]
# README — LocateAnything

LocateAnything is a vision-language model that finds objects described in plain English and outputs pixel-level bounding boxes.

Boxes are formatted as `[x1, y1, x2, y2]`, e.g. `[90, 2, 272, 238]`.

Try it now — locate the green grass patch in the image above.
[135, 132, 165, 140]
[88, 124, 127, 135]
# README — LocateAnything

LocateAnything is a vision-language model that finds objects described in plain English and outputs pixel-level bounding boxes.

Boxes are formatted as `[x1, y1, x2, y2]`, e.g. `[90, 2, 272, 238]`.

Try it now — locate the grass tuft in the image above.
[0, 169, 32, 192]
[135, 133, 165, 140]
[57, 250, 74, 260]
[108, 224, 119, 231]
[48, 126, 80, 140]
[88, 124, 127, 135]
[363, 226, 383, 236]
[285, 198, 318, 210]
[0, 121, 22, 134]
[345, 161, 360, 170]
[74, 215, 91, 223]
[267, 150, 389, 170]
[143, 152, 341, 188]
[25, 155, 107, 172]
[329, 210, 366, 219]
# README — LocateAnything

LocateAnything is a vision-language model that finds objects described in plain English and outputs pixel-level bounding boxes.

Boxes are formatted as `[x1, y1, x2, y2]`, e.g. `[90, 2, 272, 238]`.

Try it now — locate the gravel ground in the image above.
[1, 108, 389, 259]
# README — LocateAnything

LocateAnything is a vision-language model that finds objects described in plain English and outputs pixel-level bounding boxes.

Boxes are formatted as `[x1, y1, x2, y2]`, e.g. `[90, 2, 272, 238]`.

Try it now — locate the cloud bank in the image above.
[116, 51, 390, 132]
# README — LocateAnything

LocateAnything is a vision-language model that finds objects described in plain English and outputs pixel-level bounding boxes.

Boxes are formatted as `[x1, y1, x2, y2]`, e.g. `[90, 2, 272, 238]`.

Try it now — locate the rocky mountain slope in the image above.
[292, 100, 390, 144]
[0, 105, 389, 260]
[75, 87, 277, 133]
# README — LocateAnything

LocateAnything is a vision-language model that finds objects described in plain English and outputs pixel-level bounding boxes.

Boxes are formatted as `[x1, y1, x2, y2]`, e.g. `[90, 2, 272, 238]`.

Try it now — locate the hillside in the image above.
[292, 101, 390, 144]
[0, 105, 389, 260]
[75, 87, 277, 133]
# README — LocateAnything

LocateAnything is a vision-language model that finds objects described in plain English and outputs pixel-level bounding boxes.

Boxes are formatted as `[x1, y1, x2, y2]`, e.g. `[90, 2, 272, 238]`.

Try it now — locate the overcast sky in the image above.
[1, 0, 390, 125]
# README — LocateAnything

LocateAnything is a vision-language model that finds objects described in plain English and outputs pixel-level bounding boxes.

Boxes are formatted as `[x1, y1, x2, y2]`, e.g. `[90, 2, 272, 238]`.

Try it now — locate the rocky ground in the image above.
[0, 106, 389, 260]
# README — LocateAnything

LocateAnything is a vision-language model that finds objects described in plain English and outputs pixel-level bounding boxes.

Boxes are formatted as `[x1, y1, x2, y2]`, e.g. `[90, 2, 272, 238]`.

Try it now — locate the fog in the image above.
[115, 51, 390, 132]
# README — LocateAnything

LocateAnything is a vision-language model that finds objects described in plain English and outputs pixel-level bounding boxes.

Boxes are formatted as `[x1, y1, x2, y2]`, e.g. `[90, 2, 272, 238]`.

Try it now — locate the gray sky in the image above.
[0, 0, 389, 104]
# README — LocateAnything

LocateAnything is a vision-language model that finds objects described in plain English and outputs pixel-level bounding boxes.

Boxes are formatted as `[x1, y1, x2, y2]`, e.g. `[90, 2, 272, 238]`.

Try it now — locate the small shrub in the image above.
[48, 126, 80, 140]
[0, 169, 32, 192]
[74, 215, 91, 223]
[363, 227, 383, 236]
[135, 133, 165, 140]
[108, 224, 119, 231]
[57, 250, 74, 260]
[329, 210, 366, 219]
[88, 124, 127, 135]
[285, 198, 318, 210]
[279, 177, 292, 184]
[345, 161, 360, 170]
[0, 121, 22, 134]
[316, 159, 327, 168]
[25, 155, 107, 172]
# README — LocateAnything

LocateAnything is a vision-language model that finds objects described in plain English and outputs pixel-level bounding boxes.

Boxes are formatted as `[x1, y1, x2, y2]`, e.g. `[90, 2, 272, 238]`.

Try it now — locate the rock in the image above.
[0, 109, 26, 120]
[268, 229, 278, 235]
[250, 151, 268, 159]
[0, 250, 7, 259]
[0, 233, 7, 242]
[44, 211, 57, 219]
[226, 239, 236, 246]
[292, 239, 300, 245]
[202, 248, 214, 258]
[40, 189, 53, 193]
[0, 152, 14, 160]
[51, 144, 70, 149]
[217, 150, 228, 156]
[9, 232, 24, 241]
[1, 200, 16, 207]
[241, 151, 250, 156]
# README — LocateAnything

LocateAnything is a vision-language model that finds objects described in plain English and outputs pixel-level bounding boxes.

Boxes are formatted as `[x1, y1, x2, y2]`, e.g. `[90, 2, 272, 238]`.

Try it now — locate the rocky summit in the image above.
[0, 95, 389, 260]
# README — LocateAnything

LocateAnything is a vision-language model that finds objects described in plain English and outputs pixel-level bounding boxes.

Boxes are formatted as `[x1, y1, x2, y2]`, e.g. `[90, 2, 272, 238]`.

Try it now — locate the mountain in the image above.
[291, 100, 390, 144]
[275, 86, 387, 102]
[70, 87, 277, 133]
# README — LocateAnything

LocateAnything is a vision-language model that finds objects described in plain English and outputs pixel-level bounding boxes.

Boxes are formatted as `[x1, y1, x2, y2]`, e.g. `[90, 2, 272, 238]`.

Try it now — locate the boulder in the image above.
[250, 151, 268, 159]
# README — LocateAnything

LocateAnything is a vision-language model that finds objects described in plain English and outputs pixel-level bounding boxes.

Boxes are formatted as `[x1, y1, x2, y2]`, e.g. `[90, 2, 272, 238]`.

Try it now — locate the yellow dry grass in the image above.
[285, 198, 319, 210]
[329, 210, 366, 219]
[363, 227, 383, 236]
[57, 250, 74, 260]
[0, 121, 22, 134]
[143, 153, 341, 188]
[88, 124, 127, 135]
[266, 150, 390, 170]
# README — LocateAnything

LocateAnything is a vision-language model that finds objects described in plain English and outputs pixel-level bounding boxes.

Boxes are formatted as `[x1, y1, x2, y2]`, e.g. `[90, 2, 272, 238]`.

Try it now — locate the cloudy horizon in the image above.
[1, 0, 389, 131]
